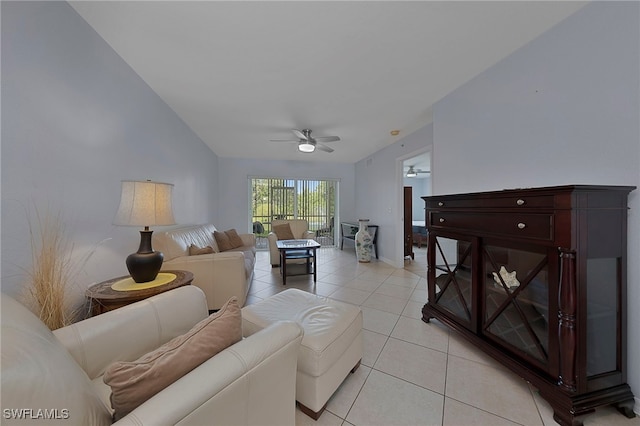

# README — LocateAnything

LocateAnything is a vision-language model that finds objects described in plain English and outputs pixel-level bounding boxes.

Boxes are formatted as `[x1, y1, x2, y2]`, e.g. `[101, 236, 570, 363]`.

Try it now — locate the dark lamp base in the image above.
[126, 229, 164, 283]
[126, 251, 164, 283]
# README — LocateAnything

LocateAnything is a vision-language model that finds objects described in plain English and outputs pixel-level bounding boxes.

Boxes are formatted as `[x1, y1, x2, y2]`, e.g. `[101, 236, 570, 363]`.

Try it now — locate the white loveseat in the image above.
[1, 286, 303, 425]
[153, 224, 255, 310]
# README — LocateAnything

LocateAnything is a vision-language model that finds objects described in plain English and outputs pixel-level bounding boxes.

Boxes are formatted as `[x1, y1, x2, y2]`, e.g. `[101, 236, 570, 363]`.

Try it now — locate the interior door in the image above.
[404, 186, 414, 259]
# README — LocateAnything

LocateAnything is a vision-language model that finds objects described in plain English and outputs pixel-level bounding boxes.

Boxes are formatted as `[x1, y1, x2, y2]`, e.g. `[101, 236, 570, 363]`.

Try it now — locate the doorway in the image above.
[398, 150, 432, 268]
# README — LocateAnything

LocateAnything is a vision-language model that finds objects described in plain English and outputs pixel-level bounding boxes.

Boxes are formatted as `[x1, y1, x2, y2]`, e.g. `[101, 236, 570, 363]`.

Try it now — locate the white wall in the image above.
[1, 2, 219, 306]
[215, 157, 355, 233]
[432, 1, 640, 412]
[354, 124, 434, 265]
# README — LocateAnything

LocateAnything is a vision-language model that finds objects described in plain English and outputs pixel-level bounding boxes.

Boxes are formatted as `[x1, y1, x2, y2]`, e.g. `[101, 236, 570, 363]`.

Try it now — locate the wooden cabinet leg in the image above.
[615, 399, 637, 418]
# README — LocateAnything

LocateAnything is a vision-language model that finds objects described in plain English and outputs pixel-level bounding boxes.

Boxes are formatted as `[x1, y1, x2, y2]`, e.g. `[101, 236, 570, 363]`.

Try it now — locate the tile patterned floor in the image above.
[247, 247, 639, 426]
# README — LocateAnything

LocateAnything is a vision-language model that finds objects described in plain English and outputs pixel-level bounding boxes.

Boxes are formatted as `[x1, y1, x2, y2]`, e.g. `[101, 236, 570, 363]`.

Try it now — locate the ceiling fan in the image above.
[269, 129, 340, 153]
[405, 165, 430, 178]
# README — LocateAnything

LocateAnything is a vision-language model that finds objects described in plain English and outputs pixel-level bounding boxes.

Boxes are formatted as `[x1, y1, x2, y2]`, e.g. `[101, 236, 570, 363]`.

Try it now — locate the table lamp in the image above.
[113, 180, 175, 283]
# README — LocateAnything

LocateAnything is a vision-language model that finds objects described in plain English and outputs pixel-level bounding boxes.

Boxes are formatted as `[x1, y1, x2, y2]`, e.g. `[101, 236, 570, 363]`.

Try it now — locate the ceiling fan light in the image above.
[298, 142, 315, 153]
[406, 166, 418, 178]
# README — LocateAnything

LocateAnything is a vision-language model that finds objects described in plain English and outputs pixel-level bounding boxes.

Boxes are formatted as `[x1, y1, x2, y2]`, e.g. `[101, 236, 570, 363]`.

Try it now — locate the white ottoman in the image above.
[242, 288, 363, 420]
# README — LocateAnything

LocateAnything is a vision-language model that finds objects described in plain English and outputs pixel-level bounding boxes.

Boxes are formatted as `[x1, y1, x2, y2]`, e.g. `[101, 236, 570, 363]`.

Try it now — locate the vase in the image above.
[355, 219, 373, 263]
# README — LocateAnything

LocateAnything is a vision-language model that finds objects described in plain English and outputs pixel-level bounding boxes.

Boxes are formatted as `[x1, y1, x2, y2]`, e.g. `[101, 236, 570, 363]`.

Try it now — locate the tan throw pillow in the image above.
[103, 297, 242, 421]
[273, 223, 295, 240]
[225, 228, 244, 249]
[188, 244, 214, 255]
[213, 230, 233, 252]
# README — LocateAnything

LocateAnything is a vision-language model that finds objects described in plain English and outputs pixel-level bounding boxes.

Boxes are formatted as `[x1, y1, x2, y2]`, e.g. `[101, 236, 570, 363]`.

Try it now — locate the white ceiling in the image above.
[70, 1, 586, 164]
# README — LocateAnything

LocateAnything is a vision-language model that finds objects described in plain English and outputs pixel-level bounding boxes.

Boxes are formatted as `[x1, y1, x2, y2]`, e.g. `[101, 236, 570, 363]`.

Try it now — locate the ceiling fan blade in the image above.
[269, 139, 298, 142]
[317, 143, 334, 153]
[291, 129, 307, 140]
[314, 136, 340, 143]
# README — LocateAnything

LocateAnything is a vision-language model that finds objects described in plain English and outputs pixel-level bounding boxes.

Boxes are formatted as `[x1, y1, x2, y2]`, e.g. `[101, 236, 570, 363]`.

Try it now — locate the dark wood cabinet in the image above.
[422, 185, 636, 426]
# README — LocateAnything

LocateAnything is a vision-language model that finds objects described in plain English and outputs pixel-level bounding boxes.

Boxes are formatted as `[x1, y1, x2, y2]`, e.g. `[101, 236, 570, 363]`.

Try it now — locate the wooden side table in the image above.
[86, 270, 194, 316]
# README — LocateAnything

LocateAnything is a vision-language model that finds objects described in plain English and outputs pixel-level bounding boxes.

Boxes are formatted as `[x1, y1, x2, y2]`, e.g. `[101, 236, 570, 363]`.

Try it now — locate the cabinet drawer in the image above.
[427, 195, 554, 210]
[429, 212, 553, 241]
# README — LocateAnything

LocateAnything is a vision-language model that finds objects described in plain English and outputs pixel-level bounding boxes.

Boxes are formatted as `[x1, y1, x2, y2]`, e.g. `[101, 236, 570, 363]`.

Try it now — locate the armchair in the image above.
[267, 219, 316, 266]
[1, 286, 303, 425]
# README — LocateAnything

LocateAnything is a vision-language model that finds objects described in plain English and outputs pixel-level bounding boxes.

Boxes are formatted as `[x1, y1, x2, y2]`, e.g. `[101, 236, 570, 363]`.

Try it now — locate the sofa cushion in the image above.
[1, 295, 112, 426]
[103, 297, 242, 420]
[189, 244, 214, 255]
[213, 230, 234, 252]
[273, 223, 295, 240]
[225, 229, 244, 249]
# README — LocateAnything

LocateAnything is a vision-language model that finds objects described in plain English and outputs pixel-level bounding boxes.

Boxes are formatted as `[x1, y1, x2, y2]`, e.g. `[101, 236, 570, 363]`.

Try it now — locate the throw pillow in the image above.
[103, 297, 242, 421]
[188, 244, 214, 255]
[273, 223, 295, 240]
[213, 230, 233, 252]
[225, 228, 244, 249]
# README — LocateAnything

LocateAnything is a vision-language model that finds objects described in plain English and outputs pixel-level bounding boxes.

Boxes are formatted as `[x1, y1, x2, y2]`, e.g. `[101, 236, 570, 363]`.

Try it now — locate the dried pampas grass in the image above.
[24, 208, 90, 330]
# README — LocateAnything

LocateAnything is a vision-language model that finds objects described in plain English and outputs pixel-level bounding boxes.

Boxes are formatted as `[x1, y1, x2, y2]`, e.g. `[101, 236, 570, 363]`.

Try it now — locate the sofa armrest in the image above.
[267, 232, 280, 265]
[162, 251, 250, 309]
[302, 230, 316, 239]
[114, 321, 304, 426]
[53, 286, 208, 380]
[240, 232, 256, 247]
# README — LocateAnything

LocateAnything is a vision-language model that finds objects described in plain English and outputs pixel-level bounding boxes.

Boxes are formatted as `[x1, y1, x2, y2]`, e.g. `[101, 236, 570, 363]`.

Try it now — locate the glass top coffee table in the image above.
[275, 239, 321, 285]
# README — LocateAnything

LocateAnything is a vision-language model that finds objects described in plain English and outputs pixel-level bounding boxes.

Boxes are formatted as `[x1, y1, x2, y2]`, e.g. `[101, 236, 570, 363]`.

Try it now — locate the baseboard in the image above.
[379, 256, 399, 268]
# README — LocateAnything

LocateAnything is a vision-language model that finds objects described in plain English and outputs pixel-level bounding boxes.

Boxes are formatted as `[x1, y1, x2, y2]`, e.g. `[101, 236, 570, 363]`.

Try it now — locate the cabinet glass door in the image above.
[482, 245, 549, 363]
[433, 236, 473, 325]
[586, 258, 619, 377]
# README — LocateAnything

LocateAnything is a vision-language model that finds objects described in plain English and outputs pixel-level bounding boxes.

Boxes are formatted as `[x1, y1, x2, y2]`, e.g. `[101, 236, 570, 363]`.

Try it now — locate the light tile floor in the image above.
[247, 247, 639, 426]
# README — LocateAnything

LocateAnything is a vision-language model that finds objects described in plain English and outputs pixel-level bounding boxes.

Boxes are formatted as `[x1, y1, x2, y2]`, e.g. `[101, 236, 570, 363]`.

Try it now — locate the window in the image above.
[250, 177, 338, 248]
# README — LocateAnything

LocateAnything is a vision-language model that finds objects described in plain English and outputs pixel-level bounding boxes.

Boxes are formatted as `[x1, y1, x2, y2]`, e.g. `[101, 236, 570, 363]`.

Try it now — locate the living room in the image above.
[2, 1, 639, 425]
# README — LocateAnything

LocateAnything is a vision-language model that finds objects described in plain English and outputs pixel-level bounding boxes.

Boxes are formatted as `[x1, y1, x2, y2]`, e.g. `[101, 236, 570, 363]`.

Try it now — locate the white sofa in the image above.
[1, 286, 303, 425]
[153, 224, 255, 310]
[267, 219, 316, 266]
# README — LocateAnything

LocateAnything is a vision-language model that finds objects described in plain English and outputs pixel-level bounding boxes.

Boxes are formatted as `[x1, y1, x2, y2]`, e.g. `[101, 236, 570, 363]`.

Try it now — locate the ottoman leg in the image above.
[297, 401, 327, 421]
[298, 359, 362, 421]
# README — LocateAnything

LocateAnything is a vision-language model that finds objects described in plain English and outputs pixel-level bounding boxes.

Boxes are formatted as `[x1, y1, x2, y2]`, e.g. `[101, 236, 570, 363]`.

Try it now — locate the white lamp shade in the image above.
[113, 180, 176, 226]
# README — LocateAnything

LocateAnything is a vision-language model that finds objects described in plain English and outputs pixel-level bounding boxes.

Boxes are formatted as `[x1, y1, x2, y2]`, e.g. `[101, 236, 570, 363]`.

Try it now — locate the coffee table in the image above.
[276, 239, 321, 285]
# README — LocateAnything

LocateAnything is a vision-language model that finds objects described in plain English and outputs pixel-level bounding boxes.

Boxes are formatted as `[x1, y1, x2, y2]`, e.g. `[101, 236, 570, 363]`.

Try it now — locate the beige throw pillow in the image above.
[188, 244, 214, 255]
[273, 223, 295, 240]
[225, 228, 244, 249]
[103, 297, 242, 421]
[213, 230, 233, 252]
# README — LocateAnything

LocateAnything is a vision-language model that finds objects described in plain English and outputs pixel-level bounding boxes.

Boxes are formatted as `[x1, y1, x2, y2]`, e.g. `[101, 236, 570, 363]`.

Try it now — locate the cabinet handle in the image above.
[516, 199, 525, 206]
[438, 202, 444, 207]
[517, 222, 526, 229]
[439, 218, 446, 223]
